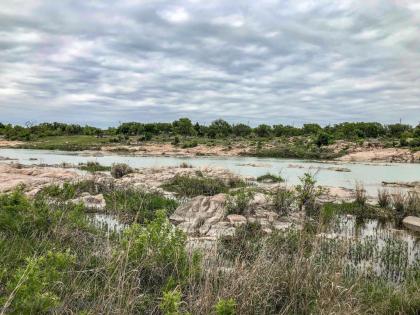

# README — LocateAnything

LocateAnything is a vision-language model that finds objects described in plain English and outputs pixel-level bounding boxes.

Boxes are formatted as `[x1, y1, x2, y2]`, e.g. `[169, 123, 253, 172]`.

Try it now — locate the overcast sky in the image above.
[0, 0, 419, 127]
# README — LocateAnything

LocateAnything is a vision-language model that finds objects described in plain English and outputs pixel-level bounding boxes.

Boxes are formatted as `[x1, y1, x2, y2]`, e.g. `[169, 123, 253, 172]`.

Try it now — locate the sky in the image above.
[0, 0, 419, 127]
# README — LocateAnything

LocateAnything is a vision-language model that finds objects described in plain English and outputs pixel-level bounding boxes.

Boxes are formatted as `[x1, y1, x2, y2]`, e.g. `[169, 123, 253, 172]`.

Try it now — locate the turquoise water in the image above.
[1, 148, 419, 195]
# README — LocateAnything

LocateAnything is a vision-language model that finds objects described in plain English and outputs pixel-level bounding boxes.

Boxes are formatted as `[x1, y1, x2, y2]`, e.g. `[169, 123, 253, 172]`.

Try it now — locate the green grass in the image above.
[161, 175, 246, 197]
[256, 173, 284, 183]
[20, 135, 113, 151]
[1, 187, 418, 314]
[79, 161, 111, 172]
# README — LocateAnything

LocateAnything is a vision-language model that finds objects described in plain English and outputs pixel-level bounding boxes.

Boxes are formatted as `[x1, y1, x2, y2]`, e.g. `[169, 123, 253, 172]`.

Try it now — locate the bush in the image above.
[160, 289, 183, 315]
[256, 173, 284, 183]
[2, 250, 75, 314]
[215, 298, 236, 315]
[295, 173, 322, 212]
[271, 187, 295, 215]
[355, 183, 367, 206]
[79, 161, 110, 173]
[111, 163, 133, 178]
[117, 210, 197, 291]
[162, 175, 231, 197]
[226, 188, 254, 215]
[104, 189, 178, 223]
[377, 189, 391, 208]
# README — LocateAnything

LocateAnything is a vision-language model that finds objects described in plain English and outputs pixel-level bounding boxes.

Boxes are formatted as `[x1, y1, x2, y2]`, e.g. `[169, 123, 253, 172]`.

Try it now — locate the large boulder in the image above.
[170, 194, 228, 236]
[402, 216, 420, 233]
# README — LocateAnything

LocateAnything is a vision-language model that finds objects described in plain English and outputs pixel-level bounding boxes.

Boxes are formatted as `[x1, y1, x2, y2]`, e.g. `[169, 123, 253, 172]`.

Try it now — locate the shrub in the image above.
[271, 187, 295, 215]
[215, 298, 236, 315]
[181, 140, 198, 148]
[79, 161, 111, 173]
[295, 173, 322, 212]
[226, 188, 254, 215]
[316, 132, 330, 147]
[111, 163, 133, 179]
[160, 289, 183, 315]
[256, 173, 284, 183]
[104, 189, 178, 223]
[219, 222, 264, 262]
[179, 162, 192, 168]
[161, 175, 234, 197]
[117, 210, 197, 291]
[377, 189, 391, 208]
[2, 250, 75, 314]
[355, 183, 367, 206]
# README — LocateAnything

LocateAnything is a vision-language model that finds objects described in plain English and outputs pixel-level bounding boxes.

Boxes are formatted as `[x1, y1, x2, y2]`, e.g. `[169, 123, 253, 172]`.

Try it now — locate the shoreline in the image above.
[1, 140, 419, 164]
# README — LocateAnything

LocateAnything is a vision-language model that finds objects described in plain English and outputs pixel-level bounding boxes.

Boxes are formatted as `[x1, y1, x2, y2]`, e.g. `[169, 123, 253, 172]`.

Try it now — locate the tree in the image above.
[232, 123, 251, 137]
[254, 124, 272, 137]
[208, 119, 232, 138]
[316, 132, 330, 147]
[172, 118, 195, 136]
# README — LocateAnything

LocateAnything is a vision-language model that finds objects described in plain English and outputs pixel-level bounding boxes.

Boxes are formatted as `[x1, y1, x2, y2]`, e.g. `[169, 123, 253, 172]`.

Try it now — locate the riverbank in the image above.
[2, 137, 419, 163]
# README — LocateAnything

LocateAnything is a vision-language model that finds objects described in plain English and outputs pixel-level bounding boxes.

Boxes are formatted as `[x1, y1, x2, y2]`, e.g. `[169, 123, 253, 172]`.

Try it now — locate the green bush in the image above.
[295, 173, 322, 213]
[118, 210, 197, 291]
[159, 289, 183, 315]
[104, 189, 178, 223]
[215, 298, 236, 315]
[226, 188, 254, 215]
[111, 163, 133, 179]
[256, 173, 284, 183]
[162, 175, 230, 197]
[79, 161, 111, 173]
[2, 250, 75, 314]
[271, 187, 295, 215]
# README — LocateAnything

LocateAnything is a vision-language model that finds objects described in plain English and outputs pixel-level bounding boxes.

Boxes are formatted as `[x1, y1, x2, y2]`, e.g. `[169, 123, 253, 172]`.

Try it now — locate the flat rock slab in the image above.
[402, 216, 420, 233]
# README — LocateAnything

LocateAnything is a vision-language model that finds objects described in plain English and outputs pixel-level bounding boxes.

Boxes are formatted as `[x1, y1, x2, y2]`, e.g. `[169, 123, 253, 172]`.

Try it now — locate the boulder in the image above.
[402, 216, 420, 233]
[170, 194, 227, 236]
[226, 214, 247, 226]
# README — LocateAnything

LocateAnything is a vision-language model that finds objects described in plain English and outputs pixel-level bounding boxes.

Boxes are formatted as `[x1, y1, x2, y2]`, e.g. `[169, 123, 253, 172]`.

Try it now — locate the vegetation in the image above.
[1, 174, 419, 314]
[256, 173, 284, 183]
[161, 175, 245, 198]
[226, 188, 255, 215]
[111, 163, 133, 178]
[2, 119, 419, 155]
[79, 161, 111, 173]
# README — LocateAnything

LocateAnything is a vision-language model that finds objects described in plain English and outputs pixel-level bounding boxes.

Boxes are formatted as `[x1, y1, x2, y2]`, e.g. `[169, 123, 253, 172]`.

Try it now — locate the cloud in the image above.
[0, 0, 419, 127]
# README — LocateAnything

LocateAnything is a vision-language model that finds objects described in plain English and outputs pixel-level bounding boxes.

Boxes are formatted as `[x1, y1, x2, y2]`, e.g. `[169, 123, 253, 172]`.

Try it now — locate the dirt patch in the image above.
[101, 143, 248, 157]
[0, 140, 23, 147]
[338, 148, 420, 163]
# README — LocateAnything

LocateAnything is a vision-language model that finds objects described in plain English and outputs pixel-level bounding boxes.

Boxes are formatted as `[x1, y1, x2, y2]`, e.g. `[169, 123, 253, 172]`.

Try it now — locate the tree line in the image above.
[1, 119, 419, 144]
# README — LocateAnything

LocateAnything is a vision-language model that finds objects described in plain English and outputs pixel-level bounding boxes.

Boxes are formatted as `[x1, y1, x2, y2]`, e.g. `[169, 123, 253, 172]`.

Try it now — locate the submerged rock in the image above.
[402, 216, 420, 233]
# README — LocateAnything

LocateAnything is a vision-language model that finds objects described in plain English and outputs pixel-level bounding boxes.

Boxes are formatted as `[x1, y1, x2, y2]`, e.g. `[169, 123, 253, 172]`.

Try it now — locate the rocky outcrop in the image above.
[0, 162, 81, 194]
[402, 216, 420, 233]
[170, 193, 298, 238]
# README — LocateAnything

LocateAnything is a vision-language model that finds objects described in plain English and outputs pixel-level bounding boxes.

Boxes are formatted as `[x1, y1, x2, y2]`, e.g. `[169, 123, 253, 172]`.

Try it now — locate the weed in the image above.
[377, 189, 391, 208]
[79, 161, 111, 173]
[226, 188, 254, 215]
[162, 175, 229, 197]
[111, 163, 133, 178]
[256, 173, 284, 183]
[271, 187, 295, 215]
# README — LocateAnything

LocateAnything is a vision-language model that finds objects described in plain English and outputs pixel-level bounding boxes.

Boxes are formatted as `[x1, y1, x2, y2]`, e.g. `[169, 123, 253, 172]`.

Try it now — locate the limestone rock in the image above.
[170, 194, 227, 236]
[402, 216, 420, 233]
[226, 214, 247, 226]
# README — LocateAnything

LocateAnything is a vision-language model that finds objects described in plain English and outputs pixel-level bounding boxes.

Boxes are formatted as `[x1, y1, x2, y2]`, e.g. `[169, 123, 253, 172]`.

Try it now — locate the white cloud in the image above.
[0, 0, 419, 126]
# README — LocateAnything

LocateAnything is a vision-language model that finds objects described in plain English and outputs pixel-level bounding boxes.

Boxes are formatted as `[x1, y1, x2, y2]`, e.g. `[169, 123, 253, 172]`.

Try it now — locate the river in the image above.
[1, 148, 419, 195]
